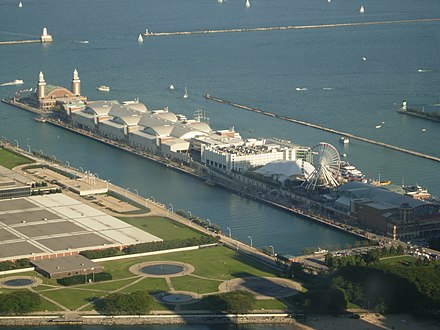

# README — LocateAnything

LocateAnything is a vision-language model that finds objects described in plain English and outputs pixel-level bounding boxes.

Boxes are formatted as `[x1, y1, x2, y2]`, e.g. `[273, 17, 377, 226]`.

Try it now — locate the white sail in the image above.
[18, 2, 23, 8]
[137, 34, 143, 43]
[183, 87, 188, 99]
[245, 0, 251, 8]
[359, 5, 365, 13]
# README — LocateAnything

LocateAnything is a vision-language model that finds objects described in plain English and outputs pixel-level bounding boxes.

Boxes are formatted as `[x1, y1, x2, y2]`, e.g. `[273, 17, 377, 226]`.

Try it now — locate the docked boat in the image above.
[359, 5, 365, 13]
[183, 87, 188, 99]
[340, 136, 349, 144]
[403, 184, 430, 200]
[340, 161, 365, 182]
[97, 85, 110, 92]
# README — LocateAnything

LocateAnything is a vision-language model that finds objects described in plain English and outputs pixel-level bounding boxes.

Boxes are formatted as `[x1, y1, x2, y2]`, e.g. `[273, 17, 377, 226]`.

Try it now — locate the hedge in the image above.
[57, 272, 112, 286]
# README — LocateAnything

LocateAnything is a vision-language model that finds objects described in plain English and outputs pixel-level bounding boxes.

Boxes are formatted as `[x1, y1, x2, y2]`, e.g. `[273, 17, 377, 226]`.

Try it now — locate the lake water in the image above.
[1, 0, 439, 259]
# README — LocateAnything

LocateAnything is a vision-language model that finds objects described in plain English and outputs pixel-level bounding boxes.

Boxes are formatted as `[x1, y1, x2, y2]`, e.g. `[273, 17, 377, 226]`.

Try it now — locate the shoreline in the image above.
[0, 313, 302, 327]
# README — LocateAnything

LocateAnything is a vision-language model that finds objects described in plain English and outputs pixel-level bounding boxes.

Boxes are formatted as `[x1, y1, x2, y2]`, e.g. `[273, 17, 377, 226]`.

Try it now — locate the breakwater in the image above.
[206, 94, 440, 163]
[397, 109, 440, 123]
[144, 17, 440, 37]
[0, 40, 41, 46]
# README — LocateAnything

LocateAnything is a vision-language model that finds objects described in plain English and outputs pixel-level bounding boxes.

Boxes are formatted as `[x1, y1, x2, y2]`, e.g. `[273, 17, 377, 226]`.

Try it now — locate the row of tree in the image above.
[0, 259, 30, 271]
[0, 291, 41, 315]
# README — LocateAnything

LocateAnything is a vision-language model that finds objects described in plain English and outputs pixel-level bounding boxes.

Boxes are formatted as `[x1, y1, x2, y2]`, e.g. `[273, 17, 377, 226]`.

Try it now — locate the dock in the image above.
[205, 94, 440, 163]
[144, 17, 440, 37]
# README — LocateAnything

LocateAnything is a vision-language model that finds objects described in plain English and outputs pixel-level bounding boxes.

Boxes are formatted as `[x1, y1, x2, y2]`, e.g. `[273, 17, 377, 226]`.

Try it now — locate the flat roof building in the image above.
[31, 254, 103, 279]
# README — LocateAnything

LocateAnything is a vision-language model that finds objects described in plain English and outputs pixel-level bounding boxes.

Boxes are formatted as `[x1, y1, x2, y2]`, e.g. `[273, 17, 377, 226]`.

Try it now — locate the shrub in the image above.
[57, 272, 112, 286]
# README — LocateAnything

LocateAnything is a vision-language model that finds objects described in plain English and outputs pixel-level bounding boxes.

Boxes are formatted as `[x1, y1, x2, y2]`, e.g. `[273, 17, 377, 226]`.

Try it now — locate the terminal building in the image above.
[32, 69, 87, 110]
[335, 182, 440, 240]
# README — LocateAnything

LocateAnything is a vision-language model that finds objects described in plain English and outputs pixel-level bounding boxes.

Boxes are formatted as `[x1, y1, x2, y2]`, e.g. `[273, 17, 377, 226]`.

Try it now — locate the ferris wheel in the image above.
[303, 142, 341, 190]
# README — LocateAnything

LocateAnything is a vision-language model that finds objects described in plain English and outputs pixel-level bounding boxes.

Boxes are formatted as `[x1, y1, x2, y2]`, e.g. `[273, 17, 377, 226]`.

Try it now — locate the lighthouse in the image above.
[40, 27, 53, 43]
[38, 71, 46, 99]
[71, 69, 81, 96]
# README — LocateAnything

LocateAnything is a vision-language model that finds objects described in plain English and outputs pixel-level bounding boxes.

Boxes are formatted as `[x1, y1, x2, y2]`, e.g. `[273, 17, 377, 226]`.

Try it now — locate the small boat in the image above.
[169, 84, 175, 90]
[340, 137, 350, 144]
[218, 0, 223, 3]
[183, 87, 188, 99]
[361, 56, 367, 61]
[97, 85, 110, 92]
[375, 124, 381, 129]
[137, 34, 143, 43]
[144, 29, 149, 35]
[245, 0, 250, 8]
[18, 1, 23, 8]
[295, 87, 308, 91]
[79, 40, 89, 44]
[422, 128, 427, 132]
[205, 180, 215, 187]
[0, 79, 24, 86]
[359, 5, 365, 13]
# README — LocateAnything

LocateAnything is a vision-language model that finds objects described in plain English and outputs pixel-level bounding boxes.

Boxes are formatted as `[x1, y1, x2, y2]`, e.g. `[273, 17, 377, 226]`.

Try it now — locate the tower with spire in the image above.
[71, 69, 81, 96]
[38, 71, 46, 99]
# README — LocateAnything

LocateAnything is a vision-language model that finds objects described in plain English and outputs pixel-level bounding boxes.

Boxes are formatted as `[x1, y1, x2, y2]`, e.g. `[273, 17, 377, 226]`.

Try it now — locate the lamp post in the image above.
[150, 196, 155, 203]
[206, 218, 211, 226]
[106, 179, 110, 189]
[269, 245, 275, 256]
[14, 139, 19, 148]
[169, 203, 173, 213]
[125, 187, 130, 197]
[66, 160, 70, 167]
[248, 235, 253, 248]
[226, 227, 231, 238]
[79, 167, 84, 172]
[27, 144, 31, 153]
[52, 155, 56, 162]
[91, 267, 95, 282]
[187, 210, 192, 219]
[134, 189, 139, 196]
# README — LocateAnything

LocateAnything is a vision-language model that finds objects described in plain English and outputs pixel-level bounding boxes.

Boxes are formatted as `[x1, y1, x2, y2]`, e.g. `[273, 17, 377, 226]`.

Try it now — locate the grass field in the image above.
[0, 246, 291, 313]
[0, 148, 32, 169]
[379, 255, 417, 265]
[120, 216, 204, 241]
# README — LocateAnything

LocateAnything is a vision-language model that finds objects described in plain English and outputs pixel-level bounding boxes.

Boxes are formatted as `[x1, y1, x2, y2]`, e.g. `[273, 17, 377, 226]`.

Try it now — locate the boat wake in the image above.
[417, 69, 430, 73]
[0, 79, 23, 87]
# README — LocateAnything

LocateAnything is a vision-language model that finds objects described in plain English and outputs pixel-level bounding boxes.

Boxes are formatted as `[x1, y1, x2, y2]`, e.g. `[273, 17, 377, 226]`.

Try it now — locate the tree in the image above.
[217, 291, 256, 314]
[0, 291, 41, 315]
[98, 291, 153, 315]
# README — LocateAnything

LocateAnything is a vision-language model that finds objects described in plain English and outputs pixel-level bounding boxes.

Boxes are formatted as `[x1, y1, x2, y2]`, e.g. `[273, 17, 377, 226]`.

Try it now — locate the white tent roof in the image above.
[254, 160, 315, 181]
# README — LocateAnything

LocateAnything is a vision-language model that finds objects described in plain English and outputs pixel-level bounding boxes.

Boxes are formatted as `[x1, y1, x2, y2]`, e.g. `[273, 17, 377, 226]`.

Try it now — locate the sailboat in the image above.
[245, 0, 250, 8]
[18, 2, 23, 8]
[183, 87, 188, 99]
[359, 5, 365, 13]
[169, 84, 175, 90]
[137, 34, 143, 43]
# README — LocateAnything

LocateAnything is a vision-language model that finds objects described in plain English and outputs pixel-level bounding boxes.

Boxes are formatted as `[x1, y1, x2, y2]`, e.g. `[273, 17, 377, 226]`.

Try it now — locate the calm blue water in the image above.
[1, 0, 439, 260]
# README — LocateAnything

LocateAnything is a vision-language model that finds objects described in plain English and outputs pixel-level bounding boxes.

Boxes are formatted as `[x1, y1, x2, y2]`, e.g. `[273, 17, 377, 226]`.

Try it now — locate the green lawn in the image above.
[0, 246, 290, 314]
[42, 288, 100, 310]
[120, 277, 169, 294]
[120, 216, 204, 241]
[0, 148, 33, 169]
[171, 275, 221, 294]
[379, 255, 417, 266]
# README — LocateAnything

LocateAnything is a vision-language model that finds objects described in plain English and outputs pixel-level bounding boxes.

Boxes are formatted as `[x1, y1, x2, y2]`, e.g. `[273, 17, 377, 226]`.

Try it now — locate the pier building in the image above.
[35, 70, 87, 110]
[336, 182, 440, 240]
[200, 138, 309, 173]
